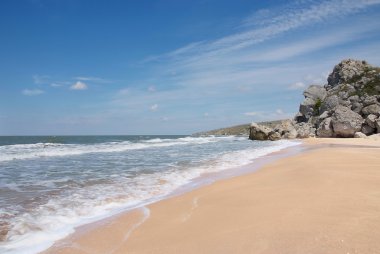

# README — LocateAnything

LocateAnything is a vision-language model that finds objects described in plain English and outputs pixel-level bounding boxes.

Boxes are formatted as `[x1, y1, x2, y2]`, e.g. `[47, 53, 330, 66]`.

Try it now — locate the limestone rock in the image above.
[351, 102, 363, 114]
[316, 117, 333, 137]
[363, 96, 378, 106]
[319, 111, 330, 120]
[320, 95, 339, 114]
[303, 85, 327, 101]
[361, 124, 375, 135]
[361, 104, 380, 116]
[249, 123, 271, 140]
[331, 106, 364, 137]
[295, 123, 315, 138]
[268, 131, 281, 141]
[326, 59, 369, 89]
[376, 119, 380, 133]
[354, 132, 367, 138]
[299, 97, 316, 118]
[366, 114, 377, 128]
[273, 120, 298, 139]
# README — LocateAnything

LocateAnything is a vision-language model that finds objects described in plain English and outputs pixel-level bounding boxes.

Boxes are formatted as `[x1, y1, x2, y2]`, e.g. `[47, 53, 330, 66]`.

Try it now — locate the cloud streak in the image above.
[150, 0, 380, 64]
[22, 89, 44, 96]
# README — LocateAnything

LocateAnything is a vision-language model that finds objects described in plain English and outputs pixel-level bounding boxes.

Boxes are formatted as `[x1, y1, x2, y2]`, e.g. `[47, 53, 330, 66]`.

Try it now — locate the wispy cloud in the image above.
[22, 89, 44, 96]
[70, 81, 88, 90]
[74, 76, 112, 83]
[148, 86, 156, 92]
[149, 0, 380, 65]
[33, 74, 50, 85]
[150, 104, 158, 111]
[288, 82, 306, 90]
[139, 0, 380, 96]
[243, 109, 292, 121]
[118, 88, 129, 95]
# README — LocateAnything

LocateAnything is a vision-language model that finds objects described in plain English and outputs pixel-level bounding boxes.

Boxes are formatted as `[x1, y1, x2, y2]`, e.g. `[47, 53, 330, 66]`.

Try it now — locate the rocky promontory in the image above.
[249, 59, 380, 140]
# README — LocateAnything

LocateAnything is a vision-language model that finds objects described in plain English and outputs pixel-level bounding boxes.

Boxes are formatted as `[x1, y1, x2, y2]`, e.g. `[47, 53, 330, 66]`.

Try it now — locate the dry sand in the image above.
[43, 138, 380, 254]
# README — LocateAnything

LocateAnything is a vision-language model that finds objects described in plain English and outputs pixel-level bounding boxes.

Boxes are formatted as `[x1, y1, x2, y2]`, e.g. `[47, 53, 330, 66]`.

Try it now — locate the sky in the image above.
[1, 0, 380, 135]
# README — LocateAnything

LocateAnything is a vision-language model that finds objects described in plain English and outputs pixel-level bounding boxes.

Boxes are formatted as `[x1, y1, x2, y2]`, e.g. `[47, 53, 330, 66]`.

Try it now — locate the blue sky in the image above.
[1, 0, 380, 135]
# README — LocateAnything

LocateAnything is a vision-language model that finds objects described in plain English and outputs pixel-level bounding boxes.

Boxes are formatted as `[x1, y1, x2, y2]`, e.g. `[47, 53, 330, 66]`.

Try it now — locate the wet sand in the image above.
[43, 138, 380, 254]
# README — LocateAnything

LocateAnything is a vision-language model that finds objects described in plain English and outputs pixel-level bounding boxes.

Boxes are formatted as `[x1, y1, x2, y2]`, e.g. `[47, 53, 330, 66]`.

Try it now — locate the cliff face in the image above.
[250, 59, 380, 140]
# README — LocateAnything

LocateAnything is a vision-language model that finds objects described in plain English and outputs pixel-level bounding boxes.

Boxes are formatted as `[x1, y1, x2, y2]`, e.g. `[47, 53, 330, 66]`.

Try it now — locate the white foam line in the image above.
[0, 137, 223, 162]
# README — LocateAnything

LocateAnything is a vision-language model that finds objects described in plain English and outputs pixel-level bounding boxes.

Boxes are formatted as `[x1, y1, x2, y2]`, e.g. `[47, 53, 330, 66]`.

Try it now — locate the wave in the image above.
[0, 136, 224, 162]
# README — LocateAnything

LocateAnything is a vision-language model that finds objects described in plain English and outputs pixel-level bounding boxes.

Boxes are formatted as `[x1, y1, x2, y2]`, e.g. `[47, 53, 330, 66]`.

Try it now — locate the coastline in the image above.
[43, 138, 380, 254]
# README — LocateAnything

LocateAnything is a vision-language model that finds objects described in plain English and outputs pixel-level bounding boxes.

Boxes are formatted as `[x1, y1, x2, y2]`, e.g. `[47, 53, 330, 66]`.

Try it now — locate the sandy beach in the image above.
[43, 138, 380, 254]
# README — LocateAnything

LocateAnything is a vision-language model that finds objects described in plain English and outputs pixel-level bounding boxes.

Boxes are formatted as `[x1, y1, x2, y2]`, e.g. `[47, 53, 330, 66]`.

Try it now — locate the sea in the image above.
[0, 135, 300, 254]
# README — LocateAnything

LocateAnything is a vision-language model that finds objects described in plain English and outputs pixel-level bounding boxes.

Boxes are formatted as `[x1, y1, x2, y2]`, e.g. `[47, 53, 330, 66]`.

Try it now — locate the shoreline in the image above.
[43, 138, 380, 254]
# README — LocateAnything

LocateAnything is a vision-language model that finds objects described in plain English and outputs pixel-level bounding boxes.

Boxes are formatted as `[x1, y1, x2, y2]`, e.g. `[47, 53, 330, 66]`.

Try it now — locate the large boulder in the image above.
[319, 95, 339, 114]
[295, 122, 315, 138]
[303, 85, 327, 101]
[354, 132, 367, 138]
[273, 120, 298, 139]
[268, 131, 281, 141]
[249, 123, 272, 140]
[316, 117, 333, 137]
[299, 97, 316, 119]
[376, 119, 380, 133]
[331, 106, 364, 137]
[366, 114, 377, 128]
[361, 124, 375, 135]
[361, 104, 380, 116]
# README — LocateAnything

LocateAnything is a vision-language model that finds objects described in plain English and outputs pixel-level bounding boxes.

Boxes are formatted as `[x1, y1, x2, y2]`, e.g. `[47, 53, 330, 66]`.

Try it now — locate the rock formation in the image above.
[249, 59, 380, 140]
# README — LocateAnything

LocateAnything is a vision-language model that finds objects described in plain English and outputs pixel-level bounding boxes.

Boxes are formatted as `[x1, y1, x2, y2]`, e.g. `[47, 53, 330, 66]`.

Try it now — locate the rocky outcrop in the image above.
[250, 120, 298, 141]
[249, 59, 380, 141]
[293, 59, 380, 138]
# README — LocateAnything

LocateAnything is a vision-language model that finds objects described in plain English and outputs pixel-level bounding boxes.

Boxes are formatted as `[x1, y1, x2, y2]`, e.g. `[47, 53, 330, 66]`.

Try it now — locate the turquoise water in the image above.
[0, 135, 299, 254]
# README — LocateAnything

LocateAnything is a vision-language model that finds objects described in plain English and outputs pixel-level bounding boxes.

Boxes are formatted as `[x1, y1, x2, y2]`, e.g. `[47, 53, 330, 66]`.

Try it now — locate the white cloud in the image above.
[118, 88, 129, 95]
[70, 81, 88, 90]
[275, 109, 285, 115]
[22, 89, 44, 96]
[50, 83, 63, 87]
[33, 74, 50, 84]
[204, 112, 209, 117]
[74, 76, 111, 83]
[288, 82, 306, 90]
[150, 104, 158, 111]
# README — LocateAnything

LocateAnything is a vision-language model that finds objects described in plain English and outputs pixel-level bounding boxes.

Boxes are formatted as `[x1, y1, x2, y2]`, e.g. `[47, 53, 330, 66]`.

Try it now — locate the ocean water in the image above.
[0, 135, 300, 254]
